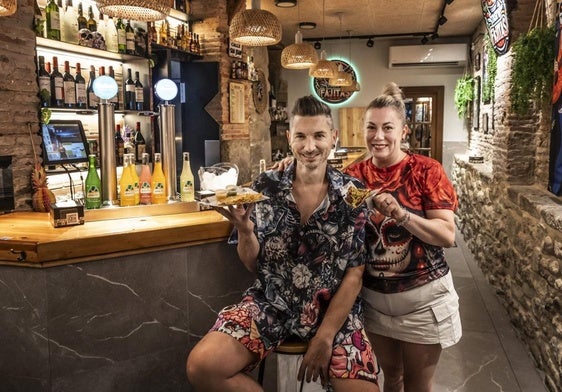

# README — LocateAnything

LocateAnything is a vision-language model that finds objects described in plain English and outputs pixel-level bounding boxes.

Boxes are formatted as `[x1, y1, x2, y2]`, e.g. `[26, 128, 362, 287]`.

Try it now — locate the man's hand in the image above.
[297, 334, 332, 388]
[212, 203, 255, 234]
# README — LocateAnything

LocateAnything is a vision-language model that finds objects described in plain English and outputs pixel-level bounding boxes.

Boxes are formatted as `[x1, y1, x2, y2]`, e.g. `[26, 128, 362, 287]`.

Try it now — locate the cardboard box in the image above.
[50, 200, 85, 228]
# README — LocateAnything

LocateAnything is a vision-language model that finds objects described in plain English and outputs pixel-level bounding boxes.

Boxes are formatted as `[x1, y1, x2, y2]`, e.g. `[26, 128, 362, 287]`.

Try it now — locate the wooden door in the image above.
[338, 107, 365, 147]
[402, 86, 444, 163]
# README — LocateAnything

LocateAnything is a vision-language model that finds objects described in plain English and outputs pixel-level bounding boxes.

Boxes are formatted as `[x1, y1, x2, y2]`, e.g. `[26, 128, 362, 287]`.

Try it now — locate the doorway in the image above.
[402, 86, 444, 163]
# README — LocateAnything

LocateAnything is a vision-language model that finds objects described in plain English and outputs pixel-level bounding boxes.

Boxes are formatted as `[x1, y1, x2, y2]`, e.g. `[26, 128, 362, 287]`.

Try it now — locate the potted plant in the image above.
[454, 74, 474, 118]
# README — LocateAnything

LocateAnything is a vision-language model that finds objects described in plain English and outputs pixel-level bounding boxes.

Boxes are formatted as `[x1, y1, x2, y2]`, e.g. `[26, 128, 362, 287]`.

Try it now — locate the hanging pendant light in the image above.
[338, 30, 360, 91]
[229, 0, 282, 47]
[328, 63, 352, 87]
[96, 0, 170, 22]
[309, 0, 337, 78]
[0, 0, 16, 16]
[281, 31, 318, 69]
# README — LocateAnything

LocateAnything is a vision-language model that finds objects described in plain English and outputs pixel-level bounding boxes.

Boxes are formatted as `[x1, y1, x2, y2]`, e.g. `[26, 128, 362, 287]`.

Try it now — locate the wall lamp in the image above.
[366, 37, 375, 47]
[299, 21, 317, 30]
[314, 41, 322, 49]
[275, 0, 297, 7]
[421, 35, 429, 45]
[438, 15, 447, 25]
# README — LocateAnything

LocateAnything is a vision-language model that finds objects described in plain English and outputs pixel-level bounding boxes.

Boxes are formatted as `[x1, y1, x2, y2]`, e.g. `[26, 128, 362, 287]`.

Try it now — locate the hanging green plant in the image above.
[482, 35, 497, 104]
[510, 25, 555, 114]
[454, 75, 474, 118]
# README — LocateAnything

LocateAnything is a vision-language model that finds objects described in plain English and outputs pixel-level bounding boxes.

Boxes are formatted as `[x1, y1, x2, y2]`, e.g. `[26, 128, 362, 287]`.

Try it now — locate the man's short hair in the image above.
[290, 95, 333, 130]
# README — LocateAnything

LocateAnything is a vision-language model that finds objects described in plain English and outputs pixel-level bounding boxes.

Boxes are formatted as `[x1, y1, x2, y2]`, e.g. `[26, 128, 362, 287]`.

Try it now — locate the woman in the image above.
[345, 82, 461, 392]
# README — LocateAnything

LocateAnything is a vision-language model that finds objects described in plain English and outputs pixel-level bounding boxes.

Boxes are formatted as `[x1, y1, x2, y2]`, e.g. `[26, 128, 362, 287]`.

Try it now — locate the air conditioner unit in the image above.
[388, 43, 468, 68]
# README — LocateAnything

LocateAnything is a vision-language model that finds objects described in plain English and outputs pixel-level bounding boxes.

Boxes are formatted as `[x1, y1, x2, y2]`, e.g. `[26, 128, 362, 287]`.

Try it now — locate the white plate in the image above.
[199, 188, 269, 207]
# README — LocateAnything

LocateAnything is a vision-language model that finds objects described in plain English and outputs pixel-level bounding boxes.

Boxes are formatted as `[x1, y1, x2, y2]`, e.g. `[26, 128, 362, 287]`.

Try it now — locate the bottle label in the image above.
[153, 183, 165, 194]
[54, 77, 64, 100]
[182, 181, 193, 193]
[89, 91, 99, 107]
[126, 84, 135, 93]
[117, 30, 126, 45]
[49, 11, 60, 31]
[126, 32, 135, 50]
[140, 182, 151, 194]
[86, 186, 100, 199]
[76, 84, 87, 104]
[135, 88, 144, 103]
[136, 144, 146, 159]
[123, 185, 135, 197]
[63, 81, 76, 104]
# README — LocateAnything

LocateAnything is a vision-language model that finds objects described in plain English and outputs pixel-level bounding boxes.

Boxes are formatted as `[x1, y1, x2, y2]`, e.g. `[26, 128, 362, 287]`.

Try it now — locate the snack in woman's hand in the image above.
[345, 186, 377, 208]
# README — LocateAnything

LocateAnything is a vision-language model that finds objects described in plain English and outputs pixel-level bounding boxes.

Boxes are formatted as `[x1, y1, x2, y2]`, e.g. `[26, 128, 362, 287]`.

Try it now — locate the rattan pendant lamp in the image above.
[281, 2, 318, 69]
[0, 0, 16, 16]
[340, 30, 360, 92]
[96, 0, 170, 21]
[229, 0, 282, 47]
[309, 0, 337, 78]
[328, 14, 352, 87]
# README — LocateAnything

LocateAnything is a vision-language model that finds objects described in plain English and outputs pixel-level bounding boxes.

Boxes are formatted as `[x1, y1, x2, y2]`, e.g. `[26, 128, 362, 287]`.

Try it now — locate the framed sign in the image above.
[312, 59, 358, 104]
[229, 82, 245, 124]
[228, 39, 242, 58]
[252, 69, 267, 114]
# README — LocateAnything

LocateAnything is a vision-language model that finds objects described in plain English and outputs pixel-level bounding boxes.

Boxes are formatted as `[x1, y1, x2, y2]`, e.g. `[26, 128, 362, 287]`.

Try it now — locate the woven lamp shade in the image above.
[340, 80, 360, 92]
[309, 50, 337, 78]
[96, 0, 170, 22]
[0, 0, 16, 16]
[329, 69, 352, 87]
[281, 31, 318, 69]
[229, 0, 282, 47]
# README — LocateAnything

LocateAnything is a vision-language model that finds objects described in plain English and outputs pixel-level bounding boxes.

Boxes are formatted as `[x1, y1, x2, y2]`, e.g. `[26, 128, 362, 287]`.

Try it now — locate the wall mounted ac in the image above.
[388, 43, 468, 68]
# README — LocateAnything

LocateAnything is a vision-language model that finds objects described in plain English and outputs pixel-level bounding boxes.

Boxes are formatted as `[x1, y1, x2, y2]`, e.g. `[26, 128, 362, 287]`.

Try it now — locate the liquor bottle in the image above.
[105, 16, 118, 53]
[87, 5, 97, 32]
[190, 32, 197, 54]
[128, 153, 140, 205]
[45, 0, 61, 41]
[84, 154, 102, 209]
[151, 152, 167, 204]
[74, 62, 87, 109]
[124, 68, 136, 110]
[76, 2, 87, 30]
[125, 19, 135, 55]
[159, 19, 167, 46]
[87, 65, 98, 109]
[134, 71, 144, 111]
[119, 154, 136, 206]
[134, 122, 146, 163]
[175, 0, 186, 13]
[115, 124, 124, 166]
[37, 56, 51, 108]
[34, 0, 45, 38]
[139, 152, 152, 204]
[108, 66, 119, 109]
[180, 152, 195, 202]
[61, 0, 78, 44]
[115, 18, 126, 54]
[50, 56, 64, 107]
[63, 61, 76, 108]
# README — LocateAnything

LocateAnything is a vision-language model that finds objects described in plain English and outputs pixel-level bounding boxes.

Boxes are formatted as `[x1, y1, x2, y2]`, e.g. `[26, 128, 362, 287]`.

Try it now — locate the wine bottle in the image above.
[138, 152, 152, 205]
[151, 153, 167, 204]
[50, 56, 64, 107]
[61, 0, 78, 44]
[125, 19, 135, 55]
[108, 66, 119, 109]
[75, 62, 87, 109]
[134, 122, 146, 163]
[180, 152, 195, 202]
[37, 56, 51, 108]
[87, 65, 98, 109]
[77, 2, 87, 30]
[115, 124, 125, 166]
[62, 61, 76, 108]
[134, 71, 144, 111]
[105, 16, 119, 53]
[124, 68, 136, 110]
[84, 154, 102, 209]
[87, 5, 97, 32]
[45, 0, 61, 41]
[115, 18, 126, 54]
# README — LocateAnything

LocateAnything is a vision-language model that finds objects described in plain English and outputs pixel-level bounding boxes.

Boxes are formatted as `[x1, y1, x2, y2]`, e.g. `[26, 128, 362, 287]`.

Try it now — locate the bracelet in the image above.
[395, 209, 411, 226]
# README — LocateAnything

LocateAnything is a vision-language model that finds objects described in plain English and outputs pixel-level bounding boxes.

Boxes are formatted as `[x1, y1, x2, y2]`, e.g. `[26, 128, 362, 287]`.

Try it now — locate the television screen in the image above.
[41, 120, 90, 166]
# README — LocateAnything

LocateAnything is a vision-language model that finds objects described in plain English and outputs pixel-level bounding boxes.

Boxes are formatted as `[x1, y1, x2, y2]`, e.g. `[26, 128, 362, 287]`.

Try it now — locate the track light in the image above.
[438, 15, 447, 25]
[314, 41, 322, 49]
[445, 0, 454, 4]
[275, 0, 297, 7]
[421, 36, 429, 45]
[299, 22, 317, 30]
[431, 32, 439, 40]
[366, 38, 374, 47]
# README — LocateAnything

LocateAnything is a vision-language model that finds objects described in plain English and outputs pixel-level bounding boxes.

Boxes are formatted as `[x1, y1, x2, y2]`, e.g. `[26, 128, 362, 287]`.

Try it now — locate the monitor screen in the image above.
[41, 120, 90, 166]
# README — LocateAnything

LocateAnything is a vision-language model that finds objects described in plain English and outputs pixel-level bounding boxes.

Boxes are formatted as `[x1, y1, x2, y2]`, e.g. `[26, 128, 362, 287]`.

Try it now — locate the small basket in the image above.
[198, 163, 239, 191]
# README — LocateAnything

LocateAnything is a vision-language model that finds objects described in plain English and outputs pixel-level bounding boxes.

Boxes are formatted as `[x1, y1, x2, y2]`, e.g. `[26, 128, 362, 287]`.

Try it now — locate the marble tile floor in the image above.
[269, 229, 548, 392]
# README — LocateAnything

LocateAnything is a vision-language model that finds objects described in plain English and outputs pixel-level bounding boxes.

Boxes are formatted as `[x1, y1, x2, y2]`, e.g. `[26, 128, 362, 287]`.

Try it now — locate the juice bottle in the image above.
[119, 154, 136, 206]
[138, 152, 152, 205]
[180, 152, 195, 202]
[151, 152, 167, 204]
[128, 153, 140, 205]
[84, 154, 101, 209]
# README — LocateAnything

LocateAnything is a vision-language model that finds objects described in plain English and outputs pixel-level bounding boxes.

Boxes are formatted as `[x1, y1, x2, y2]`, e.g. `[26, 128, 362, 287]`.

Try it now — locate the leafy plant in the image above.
[454, 75, 474, 118]
[482, 36, 497, 104]
[511, 25, 556, 114]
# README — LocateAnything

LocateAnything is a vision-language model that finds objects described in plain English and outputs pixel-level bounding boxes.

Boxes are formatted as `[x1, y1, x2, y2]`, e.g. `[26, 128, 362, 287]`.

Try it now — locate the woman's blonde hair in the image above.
[365, 82, 406, 125]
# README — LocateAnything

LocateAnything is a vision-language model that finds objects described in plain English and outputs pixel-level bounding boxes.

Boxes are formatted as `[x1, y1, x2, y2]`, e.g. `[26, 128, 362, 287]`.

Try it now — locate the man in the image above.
[186, 95, 379, 392]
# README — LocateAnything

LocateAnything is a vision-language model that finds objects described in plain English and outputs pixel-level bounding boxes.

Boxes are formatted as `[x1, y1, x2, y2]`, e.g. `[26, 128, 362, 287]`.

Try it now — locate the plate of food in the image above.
[199, 187, 269, 207]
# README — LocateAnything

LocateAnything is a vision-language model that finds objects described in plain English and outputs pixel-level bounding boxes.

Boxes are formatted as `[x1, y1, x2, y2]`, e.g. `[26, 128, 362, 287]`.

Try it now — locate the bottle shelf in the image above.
[36, 37, 145, 63]
[46, 108, 157, 116]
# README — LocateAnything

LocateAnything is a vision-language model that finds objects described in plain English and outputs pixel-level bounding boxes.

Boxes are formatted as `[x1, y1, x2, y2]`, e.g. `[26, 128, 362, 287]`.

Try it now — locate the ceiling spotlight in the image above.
[366, 37, 374, 47]
[431, 32, 439, 40]
[445, 0, 454, 4]
[421, 36, 429, 45]
[314, 41, 322, 49]
[438, 15, 447, 25]
[275, 0, 297, 7]
[299, 21, 317, 30]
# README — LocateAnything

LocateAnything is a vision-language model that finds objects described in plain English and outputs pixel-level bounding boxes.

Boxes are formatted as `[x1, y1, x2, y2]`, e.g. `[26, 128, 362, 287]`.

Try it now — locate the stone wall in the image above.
[452, 0, 562, 390]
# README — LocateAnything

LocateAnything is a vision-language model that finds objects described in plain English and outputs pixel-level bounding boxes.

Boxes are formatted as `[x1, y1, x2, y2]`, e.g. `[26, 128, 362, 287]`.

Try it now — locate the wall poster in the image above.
[229, 82, 245, 124]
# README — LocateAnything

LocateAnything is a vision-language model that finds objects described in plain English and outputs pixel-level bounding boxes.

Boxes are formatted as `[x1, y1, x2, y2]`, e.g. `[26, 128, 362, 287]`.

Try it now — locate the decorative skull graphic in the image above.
[78, 28, 93, 47]
[366, 213, 412, 274]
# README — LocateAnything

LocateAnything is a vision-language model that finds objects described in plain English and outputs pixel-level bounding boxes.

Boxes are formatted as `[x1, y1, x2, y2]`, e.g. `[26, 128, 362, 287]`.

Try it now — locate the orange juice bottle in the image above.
[128, 153, 140, 205]
[151, 152, 167, 204]
[139, 152, 152, 205]
[119, 154, 136, 206]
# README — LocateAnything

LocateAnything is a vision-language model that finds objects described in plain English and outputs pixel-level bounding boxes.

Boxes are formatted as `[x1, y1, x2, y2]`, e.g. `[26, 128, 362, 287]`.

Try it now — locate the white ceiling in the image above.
[255, 0, 483, 46]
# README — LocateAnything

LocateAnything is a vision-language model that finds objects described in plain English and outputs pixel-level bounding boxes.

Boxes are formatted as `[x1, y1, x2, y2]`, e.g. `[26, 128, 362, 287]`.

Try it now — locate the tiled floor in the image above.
[270, 230, 549, 392]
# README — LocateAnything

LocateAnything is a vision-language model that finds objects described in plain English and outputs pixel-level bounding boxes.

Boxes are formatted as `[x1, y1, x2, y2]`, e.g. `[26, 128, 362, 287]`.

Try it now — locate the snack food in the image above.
[345, 187, 375, 208]
[218, 192, 265, 206]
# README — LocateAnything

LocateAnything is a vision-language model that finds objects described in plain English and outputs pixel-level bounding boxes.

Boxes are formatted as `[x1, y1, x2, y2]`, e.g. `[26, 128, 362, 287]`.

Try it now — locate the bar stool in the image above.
[258, 336, 309, 392]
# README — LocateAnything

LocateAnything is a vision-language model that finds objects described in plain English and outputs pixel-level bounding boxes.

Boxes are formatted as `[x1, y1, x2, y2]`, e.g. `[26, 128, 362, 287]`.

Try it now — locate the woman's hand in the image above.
[372, 192, 408, 222]
[271, 156, 294, 172]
